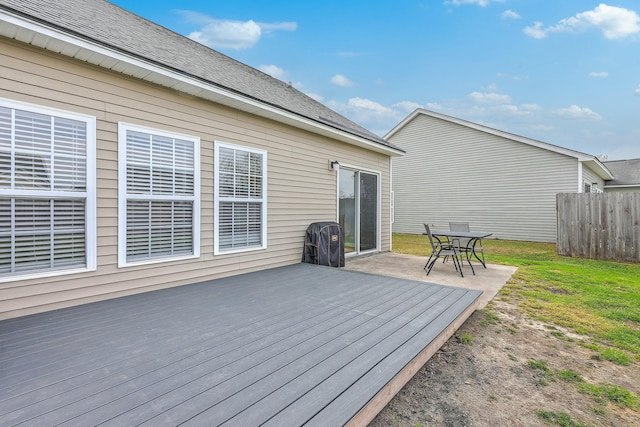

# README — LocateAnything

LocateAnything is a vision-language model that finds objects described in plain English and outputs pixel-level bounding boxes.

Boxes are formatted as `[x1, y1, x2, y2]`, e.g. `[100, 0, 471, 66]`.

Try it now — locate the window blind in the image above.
[0, 106, 88, 276]
[216, 144, 265, 252]
[123, 127, 196, 263]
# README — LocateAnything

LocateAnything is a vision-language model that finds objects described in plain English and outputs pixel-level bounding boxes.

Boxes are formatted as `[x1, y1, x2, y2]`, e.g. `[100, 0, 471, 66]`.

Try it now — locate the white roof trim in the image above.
[580, 159, 614, 180]
[385, 108, 613, 175]
[0, 10, 403, 157]
[604, 184, 640, 188]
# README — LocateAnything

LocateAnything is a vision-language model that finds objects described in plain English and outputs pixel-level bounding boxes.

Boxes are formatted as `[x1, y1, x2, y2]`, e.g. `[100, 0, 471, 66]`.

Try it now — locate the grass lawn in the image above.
[392, 233, 640, 361]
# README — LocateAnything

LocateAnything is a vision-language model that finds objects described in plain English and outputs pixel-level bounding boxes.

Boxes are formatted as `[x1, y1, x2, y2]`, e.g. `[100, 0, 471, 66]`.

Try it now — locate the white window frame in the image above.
[0, 98, 96, 283]
[214, 141, 267, 255]
[118, 123, 200, 267]
[390, 190, 395, 225]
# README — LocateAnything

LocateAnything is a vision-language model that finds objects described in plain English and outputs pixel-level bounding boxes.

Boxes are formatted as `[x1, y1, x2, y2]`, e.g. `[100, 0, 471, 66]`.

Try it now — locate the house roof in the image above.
[385, 108, 613, 180]
[0, 0, 403, 156]
[603, 158, 640, 187]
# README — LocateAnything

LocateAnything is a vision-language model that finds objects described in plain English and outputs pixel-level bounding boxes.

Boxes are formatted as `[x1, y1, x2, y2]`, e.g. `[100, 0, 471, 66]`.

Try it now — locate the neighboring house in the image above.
[0, 0, 403, 319]
[386, 109, 613, 243]
[604, 158, 640, 192]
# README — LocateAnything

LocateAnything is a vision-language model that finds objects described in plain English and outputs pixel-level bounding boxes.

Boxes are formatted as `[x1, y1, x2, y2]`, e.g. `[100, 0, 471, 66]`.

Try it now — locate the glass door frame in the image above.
[336, 163, 381, 257]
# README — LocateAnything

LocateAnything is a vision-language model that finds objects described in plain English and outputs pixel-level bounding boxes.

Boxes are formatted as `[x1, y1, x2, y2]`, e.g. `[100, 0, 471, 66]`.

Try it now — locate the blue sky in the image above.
[111, 0, 640, 160]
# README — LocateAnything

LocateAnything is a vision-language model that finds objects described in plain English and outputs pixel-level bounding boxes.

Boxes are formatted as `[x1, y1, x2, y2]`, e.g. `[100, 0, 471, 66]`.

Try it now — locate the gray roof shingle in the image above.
[0, 0, 400, 151]
[603, 158, 640, 186]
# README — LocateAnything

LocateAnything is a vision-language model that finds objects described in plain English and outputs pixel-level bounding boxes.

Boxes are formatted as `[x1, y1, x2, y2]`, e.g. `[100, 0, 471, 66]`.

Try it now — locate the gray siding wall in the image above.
[605, 187, 640, 193]
[0, 39, 391, 319]
[390, 113, 579, 243]
[582, 166, 604, 192]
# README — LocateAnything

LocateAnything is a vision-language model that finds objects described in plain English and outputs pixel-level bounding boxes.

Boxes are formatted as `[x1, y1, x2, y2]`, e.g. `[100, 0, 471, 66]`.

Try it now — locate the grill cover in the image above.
[301, 222, 345, 267]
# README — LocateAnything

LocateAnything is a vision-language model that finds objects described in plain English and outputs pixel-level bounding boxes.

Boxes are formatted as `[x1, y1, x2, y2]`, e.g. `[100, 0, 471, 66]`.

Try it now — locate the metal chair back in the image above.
[423, 223, 438, 251]
[449, 221, 470, 232]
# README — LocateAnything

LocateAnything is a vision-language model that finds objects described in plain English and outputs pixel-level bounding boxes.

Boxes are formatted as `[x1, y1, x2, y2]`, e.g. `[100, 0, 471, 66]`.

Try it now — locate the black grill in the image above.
[301, 222, 345, 267]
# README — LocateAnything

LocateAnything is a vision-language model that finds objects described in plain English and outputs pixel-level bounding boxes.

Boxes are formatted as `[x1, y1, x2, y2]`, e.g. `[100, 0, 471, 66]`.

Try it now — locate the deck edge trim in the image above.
[345, 291, 482, 427]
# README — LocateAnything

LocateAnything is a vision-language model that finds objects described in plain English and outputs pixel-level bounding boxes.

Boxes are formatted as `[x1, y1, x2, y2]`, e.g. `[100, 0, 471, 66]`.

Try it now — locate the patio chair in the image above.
[424, 224, 463, 277]
[449, 221, 485, 269]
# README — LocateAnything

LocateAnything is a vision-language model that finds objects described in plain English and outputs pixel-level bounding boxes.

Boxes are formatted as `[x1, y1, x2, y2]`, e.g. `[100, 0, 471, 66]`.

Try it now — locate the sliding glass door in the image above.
[358, 172, 378, 252]
[338, 168, 379, 255]
[339, 169, 357, 254]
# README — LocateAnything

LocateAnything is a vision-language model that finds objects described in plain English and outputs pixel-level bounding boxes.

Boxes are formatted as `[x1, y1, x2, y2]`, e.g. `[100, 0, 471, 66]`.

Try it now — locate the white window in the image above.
[214, 142, 267, 254]
[0, 99, 96, 281]
[118, 123, 200, 266]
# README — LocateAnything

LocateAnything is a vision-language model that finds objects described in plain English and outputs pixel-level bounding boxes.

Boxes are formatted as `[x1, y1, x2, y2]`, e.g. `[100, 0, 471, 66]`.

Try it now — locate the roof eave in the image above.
[580, 159, 615, 180]
[0, 9, 404, 158]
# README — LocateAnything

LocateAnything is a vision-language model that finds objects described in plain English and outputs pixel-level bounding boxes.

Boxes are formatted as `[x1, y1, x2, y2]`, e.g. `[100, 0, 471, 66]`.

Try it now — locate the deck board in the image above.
[0, 263, 481, 426]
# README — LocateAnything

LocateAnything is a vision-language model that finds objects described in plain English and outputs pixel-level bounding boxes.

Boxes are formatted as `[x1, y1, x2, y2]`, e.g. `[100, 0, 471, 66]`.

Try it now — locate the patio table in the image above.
[426, 230, 492, 274]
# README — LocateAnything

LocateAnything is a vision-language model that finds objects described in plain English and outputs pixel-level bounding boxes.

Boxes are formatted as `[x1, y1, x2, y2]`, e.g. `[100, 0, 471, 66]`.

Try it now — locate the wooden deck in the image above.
[0, 264, 481, 426]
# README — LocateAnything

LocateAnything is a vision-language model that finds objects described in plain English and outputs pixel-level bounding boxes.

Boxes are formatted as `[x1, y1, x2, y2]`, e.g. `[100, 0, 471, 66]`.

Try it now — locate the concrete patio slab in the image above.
[344, 252, 517, 309]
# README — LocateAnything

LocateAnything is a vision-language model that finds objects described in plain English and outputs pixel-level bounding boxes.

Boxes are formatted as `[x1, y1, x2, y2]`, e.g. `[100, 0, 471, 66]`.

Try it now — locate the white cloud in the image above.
[523, 21, 547, 39]
[553, 105, 602, 120]
[331, 74, 356, 87]
[498, 104, 541, 116]
[393, 101, 423, 113]
[189, 20, 261, 49]
[568, 4, 640, 39]
[447, 0, 503, 6]
[521, 103, 542, 111]
[179, 11, 296, 49]
[328, 97, 410, 136]
[347, 98, 392, 113]
[468, 91, 512, 103]
[499, 105, 524, 115]
[524, 4, 640, 40]
[258, 64, 286, 80]
[502, 10, 520, 20]
[635, 85, 640, 95]
[589, 71, 609, 77]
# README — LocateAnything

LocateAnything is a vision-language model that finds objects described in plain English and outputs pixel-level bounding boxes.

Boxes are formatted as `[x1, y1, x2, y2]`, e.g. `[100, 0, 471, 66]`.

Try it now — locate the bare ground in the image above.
[369, 298, 640, 427]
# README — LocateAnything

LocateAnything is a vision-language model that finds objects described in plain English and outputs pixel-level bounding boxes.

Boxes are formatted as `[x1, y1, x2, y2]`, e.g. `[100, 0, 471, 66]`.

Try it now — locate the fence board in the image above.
[556, 192, 640, 262]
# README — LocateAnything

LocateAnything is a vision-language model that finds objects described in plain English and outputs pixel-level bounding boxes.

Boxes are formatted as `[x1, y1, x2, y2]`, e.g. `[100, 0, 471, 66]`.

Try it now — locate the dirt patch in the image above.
[369, 299, 640, 427]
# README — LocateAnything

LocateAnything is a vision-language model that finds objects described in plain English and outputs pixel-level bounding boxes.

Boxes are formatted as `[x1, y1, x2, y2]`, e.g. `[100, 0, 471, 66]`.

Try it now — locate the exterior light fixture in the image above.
[330, 160, 340, 170]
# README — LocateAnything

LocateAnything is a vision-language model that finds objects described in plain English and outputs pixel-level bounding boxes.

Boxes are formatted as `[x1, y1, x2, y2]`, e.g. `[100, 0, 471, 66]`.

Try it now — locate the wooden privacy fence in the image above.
[556, 192, 640, 262]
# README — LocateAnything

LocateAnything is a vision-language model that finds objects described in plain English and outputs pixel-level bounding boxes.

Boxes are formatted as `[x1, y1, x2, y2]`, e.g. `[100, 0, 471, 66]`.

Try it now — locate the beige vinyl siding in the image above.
[0, 38, 390, 319]
[390, 113, 577, 243]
